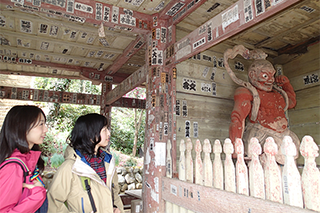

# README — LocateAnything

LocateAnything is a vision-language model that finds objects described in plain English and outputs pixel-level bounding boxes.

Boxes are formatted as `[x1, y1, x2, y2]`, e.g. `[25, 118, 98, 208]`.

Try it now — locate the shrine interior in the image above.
[0, 0, 319, 212]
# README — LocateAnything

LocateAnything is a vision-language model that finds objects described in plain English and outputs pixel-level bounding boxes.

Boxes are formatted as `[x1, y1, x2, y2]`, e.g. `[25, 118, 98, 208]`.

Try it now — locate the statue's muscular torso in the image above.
[229, 84, 292, 143]
[254, 89, 287, 133]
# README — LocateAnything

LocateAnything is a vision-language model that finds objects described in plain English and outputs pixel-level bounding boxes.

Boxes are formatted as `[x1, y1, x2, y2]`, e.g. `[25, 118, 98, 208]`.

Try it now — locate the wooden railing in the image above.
[163, 135, 320, 213]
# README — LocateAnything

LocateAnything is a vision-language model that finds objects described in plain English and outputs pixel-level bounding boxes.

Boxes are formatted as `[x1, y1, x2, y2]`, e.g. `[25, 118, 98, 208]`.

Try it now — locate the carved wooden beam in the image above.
[111, 97, 146, 109]
[173, 0, 302, 65]
[162, 177, 313, 213]
[105, 65, 147, 105]
[0, 86, 145, 109]
[0, 86, 102, 105]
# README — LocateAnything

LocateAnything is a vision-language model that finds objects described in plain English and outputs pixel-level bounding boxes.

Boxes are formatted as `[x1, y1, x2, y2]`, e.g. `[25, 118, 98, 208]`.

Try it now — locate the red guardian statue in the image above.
[224, 45, 299, 165]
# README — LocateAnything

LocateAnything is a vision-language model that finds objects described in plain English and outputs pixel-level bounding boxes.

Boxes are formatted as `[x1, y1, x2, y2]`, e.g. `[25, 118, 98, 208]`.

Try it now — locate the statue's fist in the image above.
[275, 75, 289, 86]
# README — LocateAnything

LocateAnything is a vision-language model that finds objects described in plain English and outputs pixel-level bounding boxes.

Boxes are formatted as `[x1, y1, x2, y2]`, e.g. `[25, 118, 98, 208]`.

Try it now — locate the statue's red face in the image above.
[249, 61, 275, 91]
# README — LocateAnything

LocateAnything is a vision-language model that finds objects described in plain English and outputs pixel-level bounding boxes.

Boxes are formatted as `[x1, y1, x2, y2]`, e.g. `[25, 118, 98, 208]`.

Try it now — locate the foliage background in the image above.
[110, 107, 145, 155]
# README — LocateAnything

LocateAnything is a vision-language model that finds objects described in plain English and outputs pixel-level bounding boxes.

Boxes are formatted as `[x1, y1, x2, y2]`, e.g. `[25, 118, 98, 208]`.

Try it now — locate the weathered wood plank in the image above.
[290, 70, 320, 91]
[289, 107, 320, 125]
[294, 85, 320, 110]
[162, 177, 314, 213]
[176, 77, 237, 99]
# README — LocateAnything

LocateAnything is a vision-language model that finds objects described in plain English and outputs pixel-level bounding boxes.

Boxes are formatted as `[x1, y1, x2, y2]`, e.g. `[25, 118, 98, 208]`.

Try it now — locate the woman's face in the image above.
[96, 126, 111, 149]
[26, 114, 48, 149]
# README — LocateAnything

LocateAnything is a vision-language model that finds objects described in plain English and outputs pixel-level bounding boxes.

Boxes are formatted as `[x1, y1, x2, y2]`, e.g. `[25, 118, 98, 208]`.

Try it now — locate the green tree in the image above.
[110, 107, 145, 156]
[120, 87, 146, 156]
[34, 77, 100, 133]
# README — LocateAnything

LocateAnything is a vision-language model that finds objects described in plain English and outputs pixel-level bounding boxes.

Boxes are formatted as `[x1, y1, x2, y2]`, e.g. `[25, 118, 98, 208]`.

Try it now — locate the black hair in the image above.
[68, 113, 108, 156]
[0, 105, 46, 171]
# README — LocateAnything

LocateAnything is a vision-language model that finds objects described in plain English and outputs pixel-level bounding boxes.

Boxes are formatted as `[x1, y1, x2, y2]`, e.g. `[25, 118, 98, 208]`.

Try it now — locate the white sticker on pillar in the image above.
[120, 9, 136, 26]
[255, 0, 265, 16]
[164, 122, 168, 135]
[111, 6, 119, 23]
[154, 142, 166, 166]
[154, 177, 159, 193]
[182, 78, 196, 91]
[235, 61, 244, 72]
[170, 184, 178, 196]
[182, 100, 187, 117]
[221, 5, 239, 31]
[211, 68, 216, 81]
[150, 137, 154, 151]
[201, 82, 212, 93]
[202, 66, 209, 78]
[212, 82, 217, 96]
[75, 2, 93, 13]
[103, 6, 110, 22]
[207, 22, 212, 42]
[151, 189, 159, 203]
[33, 90, 38, 100]
[193, 122, 198, 138]
[193, 37, 206, 49]
[244, 0, 253, 23]
[185, 120, 190, 138]
[176, 100, 180, 116]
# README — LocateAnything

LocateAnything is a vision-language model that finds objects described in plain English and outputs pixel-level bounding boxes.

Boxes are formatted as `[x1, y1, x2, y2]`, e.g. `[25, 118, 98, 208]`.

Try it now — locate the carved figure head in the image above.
[248, 59, 276, 91]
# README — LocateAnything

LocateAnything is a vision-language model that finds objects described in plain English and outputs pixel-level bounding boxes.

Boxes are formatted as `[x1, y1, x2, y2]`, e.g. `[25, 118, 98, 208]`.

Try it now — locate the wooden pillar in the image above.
[143, 17, 177, 213]
[101, 82, 112, 125]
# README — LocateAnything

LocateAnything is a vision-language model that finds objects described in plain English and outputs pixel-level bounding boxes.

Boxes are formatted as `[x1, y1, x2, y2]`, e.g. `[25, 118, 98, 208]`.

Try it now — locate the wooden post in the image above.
[264, 137, 283, 203]
[166, 139, 173, 213]
[223, 138, 236, 193]
[179, 139, 186, 181]
[195, 139, 203, 185]
[100, 82, 112, 120]
[300, 135, 320, 212]
[235, 138, 249, 195]
[248, 137, 265, 199]
[203, 139, 213, 187]
[179, 139, 187, 213]
[281, 136, 303, 208]
[185, 138, 195, 213]
[213, 139, 223, 190]
[186, 138, 194, 183]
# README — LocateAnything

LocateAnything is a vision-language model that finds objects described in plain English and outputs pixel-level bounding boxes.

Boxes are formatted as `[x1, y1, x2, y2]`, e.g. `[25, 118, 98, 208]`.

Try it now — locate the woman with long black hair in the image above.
[47, 113, 123, 213]
[0, 105, 48, 213]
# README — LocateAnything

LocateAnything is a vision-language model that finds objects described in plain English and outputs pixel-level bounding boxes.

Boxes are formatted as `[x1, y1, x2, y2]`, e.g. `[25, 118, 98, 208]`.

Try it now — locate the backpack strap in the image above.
[0, 157, 30, 183]
[80, 176, 97, 213]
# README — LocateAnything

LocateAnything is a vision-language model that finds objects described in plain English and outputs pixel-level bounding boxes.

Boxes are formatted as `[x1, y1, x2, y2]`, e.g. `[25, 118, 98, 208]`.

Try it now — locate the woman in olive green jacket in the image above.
[47, 113, 124, 213]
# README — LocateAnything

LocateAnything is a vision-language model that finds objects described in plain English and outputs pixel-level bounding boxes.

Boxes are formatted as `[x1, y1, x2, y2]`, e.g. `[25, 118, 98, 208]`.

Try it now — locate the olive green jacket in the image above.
[47, 146, 124, 213]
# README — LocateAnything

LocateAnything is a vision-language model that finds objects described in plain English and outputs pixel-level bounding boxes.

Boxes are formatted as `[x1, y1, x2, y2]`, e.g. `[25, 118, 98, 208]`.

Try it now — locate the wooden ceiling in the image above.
[0, 0, 319, 99]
